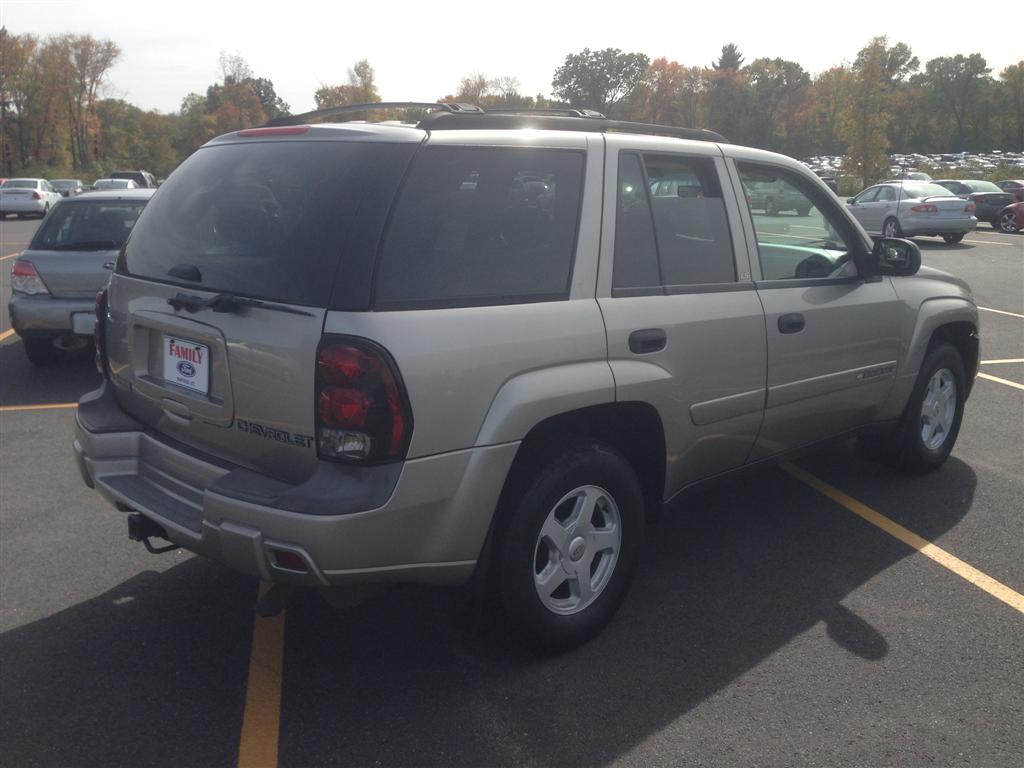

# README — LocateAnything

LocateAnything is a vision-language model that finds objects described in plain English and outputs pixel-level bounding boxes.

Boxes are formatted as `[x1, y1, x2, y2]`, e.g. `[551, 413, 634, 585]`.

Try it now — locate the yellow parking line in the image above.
[237, 582, 284, 768]
[980, 359, 1024, 365]
[976, 372, 1024, 391]
[1, 251, 21, 261]
[782, 463, 1024, 615]
[0, 328, 15, 342]
[0, 402, 78, 412]
[979, 306, 1024, 319]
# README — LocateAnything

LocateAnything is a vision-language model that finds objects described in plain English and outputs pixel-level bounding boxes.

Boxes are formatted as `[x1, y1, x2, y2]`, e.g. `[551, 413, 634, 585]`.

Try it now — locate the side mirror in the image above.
[873, 237, 921, 276]
[846, 198, 856, 205]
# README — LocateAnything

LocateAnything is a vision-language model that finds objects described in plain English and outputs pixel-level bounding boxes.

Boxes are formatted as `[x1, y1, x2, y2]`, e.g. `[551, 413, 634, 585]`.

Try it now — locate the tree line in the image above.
[1, 28, 1021, 186]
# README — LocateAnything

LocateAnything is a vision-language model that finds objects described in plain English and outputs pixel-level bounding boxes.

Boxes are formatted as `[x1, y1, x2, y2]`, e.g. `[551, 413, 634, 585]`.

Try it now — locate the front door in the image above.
[731, 159, 903, 459]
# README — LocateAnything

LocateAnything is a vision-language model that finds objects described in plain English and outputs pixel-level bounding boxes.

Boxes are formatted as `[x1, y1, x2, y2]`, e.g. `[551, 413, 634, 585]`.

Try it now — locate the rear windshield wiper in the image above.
[50, 240, 121, 250]
[167, 291, 314, 317]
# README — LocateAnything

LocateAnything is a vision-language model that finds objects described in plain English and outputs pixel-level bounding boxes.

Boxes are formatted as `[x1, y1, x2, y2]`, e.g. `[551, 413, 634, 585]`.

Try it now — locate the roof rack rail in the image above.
[416, 110, 728, 143]
[264, 102, 482, 127]
[485, 107, 606, 119]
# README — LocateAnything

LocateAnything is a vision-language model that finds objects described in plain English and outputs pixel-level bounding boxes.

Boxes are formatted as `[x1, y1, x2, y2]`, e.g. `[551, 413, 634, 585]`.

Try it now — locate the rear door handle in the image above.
[629, 328, 667, 354]
[778, 313, 805, 334]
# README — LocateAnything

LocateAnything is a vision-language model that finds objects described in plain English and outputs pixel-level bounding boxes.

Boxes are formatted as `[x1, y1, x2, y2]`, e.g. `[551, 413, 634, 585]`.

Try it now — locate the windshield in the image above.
[121, 139, 416, 308]
[94, 180, 131, 189]
[904, 183, 959, 199]
[2, 180, 37, 189]
[30, 200, 147, 250]
[52, 180, 79, 189]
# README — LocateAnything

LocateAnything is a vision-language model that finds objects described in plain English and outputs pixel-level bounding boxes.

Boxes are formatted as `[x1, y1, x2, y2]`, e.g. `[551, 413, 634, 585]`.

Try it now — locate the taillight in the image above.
[315, 337, 412, 463]
[964, 203, 976, 213]
[31, 191, 41, 200]
[94, 287, 109, 377]
[11, 260, 49, 295]
[911, 204, 938, 213]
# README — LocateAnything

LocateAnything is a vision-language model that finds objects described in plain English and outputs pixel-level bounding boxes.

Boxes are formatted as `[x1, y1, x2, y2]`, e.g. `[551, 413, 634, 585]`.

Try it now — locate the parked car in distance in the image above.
[996, 201, 1023, 234]
[884, 171, 932, 182]
[932, 179, 1014, 228]
[846, 181, 977, 243]
[110, 169, 157, 188]
[73, 105, 979, 653]
[745, 177, 812, 215]
[52, 179, 86, 197]
[92, 178, 138, 190]
[0, 178, 63, 218]
[8, 189, 156, 365]
[995, 179, 1024, 203]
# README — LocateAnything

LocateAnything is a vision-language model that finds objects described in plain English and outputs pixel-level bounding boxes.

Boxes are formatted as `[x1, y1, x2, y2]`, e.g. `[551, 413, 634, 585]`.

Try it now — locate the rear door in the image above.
[106, 133, 418, 483]
[597, 136, 767, 495]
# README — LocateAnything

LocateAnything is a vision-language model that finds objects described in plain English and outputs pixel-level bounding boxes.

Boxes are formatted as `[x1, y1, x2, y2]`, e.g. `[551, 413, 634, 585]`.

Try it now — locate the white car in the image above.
[0, 178, 63, 218]
[91, 178, 138, 191]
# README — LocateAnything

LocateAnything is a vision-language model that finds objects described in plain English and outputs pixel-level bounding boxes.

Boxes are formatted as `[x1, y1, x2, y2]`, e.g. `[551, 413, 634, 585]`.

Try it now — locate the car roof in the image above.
[71, 189, 157, 200]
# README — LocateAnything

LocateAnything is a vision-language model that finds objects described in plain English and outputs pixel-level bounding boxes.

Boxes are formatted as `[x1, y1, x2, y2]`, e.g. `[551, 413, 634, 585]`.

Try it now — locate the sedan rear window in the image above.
[2, 180, 37, 189]
[121, 140, 415, 308]
[32, 201, 147, 250]
[904, 183, 961, 198]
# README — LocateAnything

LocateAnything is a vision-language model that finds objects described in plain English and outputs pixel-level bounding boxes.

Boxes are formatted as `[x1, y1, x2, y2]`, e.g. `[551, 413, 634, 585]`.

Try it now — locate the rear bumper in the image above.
[900, 216, 977, 236]
[9, 293, 95, 336]
[0, 199, 46, 215]
[73, 383, 518, 587]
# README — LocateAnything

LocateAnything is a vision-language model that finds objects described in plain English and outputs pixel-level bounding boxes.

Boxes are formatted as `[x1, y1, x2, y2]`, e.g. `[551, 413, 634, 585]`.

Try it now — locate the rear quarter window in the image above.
[374, 146, 585, 309]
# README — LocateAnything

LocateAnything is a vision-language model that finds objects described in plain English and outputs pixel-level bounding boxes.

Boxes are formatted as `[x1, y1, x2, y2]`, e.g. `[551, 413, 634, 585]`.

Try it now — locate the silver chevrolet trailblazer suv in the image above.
[73, 103, 979, 652]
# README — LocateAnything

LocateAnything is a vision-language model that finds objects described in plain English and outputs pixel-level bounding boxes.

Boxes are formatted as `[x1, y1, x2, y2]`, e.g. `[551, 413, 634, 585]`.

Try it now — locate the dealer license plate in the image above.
[163, 336, 210, 394]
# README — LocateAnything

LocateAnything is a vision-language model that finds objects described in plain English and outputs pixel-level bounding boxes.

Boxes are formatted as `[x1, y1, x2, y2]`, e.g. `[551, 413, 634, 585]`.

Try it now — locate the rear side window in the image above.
[375, 146, 584, 309]
[122, 141, 415, 308]
[612, 152, 735, 292]
[32, 200, 147, 250]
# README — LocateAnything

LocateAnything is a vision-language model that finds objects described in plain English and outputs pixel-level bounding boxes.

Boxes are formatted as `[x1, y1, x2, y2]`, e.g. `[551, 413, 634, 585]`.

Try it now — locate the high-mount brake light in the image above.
[315, 337, 412, 463]
[11, 260, 49, 295]
[237, 125, 310, 138]
[911, 204, 938, 213]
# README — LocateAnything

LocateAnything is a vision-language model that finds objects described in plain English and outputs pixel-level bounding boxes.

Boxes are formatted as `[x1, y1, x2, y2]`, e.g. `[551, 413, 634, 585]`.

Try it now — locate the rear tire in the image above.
[494, 441, 644, 654]
[765, 198, 778, 216]
[23, 337, 60, 366]
[942, 233, 965, 244]
[797, 206, 811, 217]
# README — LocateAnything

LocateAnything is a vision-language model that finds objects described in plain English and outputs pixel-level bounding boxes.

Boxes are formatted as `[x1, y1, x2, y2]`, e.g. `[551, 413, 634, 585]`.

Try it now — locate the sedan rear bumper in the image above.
[900, 216, 977, 237]
[9, 293, 96, 336]
[0, 199, 47, 215]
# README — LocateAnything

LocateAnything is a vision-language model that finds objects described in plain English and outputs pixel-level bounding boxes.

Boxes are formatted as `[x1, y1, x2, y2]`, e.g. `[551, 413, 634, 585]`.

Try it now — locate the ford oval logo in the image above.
[177, 361, 196, 378]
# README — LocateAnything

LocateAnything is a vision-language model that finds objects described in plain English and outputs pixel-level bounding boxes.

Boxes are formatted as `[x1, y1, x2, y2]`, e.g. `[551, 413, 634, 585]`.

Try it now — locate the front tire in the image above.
[997, 209, 1019, 234]
[882, 217, 902, 238]
[494, 442, 644, 654]
[765, 198, 778, 216]
[870, 342, 966, 473]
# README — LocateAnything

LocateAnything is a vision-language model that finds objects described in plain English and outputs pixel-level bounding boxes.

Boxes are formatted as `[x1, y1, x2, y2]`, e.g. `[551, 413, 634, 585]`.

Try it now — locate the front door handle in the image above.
[778, 313, 805, 334]
[629, 328, 667, 354]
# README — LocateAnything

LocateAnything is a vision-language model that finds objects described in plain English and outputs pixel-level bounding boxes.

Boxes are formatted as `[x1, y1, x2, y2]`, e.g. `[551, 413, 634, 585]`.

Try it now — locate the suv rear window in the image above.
[121, 140, 415, 308]
[374, 146, 584, 309]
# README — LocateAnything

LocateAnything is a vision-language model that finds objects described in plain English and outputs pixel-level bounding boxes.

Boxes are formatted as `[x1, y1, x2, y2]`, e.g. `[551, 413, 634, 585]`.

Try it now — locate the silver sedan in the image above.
[8, 189, 155, 365]
[846, 181, 977, 243]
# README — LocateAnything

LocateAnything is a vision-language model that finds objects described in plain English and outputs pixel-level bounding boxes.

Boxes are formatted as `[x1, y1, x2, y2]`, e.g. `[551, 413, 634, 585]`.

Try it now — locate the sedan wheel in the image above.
[882, 217, 901, 238]
[997, 209, 1019, 234]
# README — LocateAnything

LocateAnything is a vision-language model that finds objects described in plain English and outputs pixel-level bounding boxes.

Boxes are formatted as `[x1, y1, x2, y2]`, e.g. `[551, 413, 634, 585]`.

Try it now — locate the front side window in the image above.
[853, 187, 880, 204]
[738, 162, 859, 281]
[875, 186, 895, 202]
[32, 201, 147, 250]
[376, 146, 584, 309]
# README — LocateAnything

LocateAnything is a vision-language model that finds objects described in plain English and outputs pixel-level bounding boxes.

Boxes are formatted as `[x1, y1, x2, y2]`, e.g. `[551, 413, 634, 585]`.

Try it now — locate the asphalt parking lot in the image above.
[1, 216, 1021, 768]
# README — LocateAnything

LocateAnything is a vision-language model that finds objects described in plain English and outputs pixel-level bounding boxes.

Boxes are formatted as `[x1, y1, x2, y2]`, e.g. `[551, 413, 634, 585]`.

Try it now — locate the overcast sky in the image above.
[3, 0, 1021, 116]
